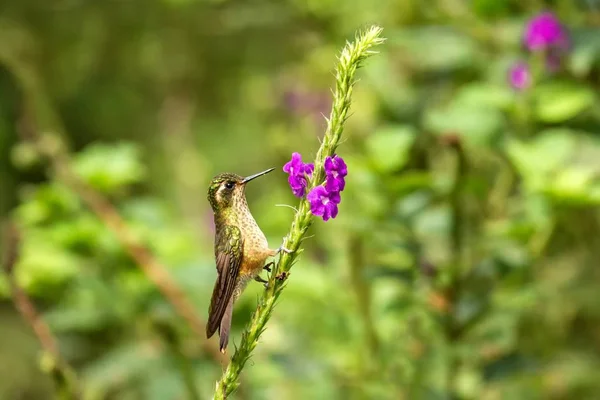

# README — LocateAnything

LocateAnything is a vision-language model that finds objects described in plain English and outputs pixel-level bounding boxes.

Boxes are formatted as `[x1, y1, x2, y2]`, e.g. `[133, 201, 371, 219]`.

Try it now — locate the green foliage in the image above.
[72, 143, 146, 194]
[366, 125, 416, 172]
[1, 1, 600, 399]
[533, 81, 595, 123]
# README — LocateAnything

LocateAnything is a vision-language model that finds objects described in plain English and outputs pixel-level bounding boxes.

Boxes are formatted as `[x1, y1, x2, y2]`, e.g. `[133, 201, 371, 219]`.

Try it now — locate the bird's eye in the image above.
[224, 181, 235, 190]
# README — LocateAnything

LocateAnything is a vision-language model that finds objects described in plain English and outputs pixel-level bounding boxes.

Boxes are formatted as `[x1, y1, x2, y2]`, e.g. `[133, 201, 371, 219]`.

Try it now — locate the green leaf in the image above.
[454, 83, 513, 110]
[569, 28, 600, 76]
[483, 353, 536, 382]
[16, 233, 80, 296]
[545, 168, 600, 206]
[83, 342, 163, 394]
[0, 275, 9, 298]
[392, 27, 478, 71]
[72, 143, 146, 193]
[365, 125, 416, 172]
[472, 0, 511, 18]
[506, 129, 576, 190]
[533, 81, 595, 123]
[424, 103, 503, 146]
[15, 183, 81, 226]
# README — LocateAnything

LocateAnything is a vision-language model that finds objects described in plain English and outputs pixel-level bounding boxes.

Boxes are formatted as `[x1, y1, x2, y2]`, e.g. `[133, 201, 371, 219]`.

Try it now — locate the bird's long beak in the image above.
[241, 167, 275, 184]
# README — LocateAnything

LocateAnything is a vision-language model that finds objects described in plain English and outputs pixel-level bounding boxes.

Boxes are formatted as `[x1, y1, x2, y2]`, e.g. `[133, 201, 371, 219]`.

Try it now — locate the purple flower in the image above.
[324, 154, 348, 192]
[508, 62, 531, 91]
[523, 12, 569, 52]
[307, 185, 341, 221]
[283, 152, 348, 221]
[288, 175, 308, 197]
[283, 152, 314, 197]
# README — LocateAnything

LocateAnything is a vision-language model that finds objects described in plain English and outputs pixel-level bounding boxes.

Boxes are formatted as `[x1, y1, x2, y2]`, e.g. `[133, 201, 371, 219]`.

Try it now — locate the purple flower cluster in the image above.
[508, 62, 531, 91]
[283, 153, 347, 222]
[307, 186, 341, 221]
[508, 11, 569, 91]
[283, 152, 314, 197]
[523, 11, 569, 52]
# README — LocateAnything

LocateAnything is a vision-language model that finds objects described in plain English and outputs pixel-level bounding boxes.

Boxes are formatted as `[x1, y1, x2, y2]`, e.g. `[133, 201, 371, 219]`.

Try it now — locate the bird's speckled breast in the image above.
[233, 200, 273, 276]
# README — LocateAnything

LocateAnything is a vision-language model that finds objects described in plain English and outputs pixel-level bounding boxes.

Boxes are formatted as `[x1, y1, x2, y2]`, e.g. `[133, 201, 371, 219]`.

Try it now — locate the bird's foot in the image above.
[254, 275, 269, 289]
[276, 238, 293, 255]
[263, 261, 274, 272]
[276, 271, 289, 281]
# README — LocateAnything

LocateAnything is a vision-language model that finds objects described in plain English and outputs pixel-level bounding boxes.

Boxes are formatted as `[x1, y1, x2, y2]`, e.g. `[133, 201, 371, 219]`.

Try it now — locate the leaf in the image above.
[392, 27, 478, 71]
[368, 265, 414, 284]
[45, 308, 113, 333]
[0, 275, 9, 298]
[15, 233, 80, 296]
[569, 28, 600, 76]
[472, 0, 512, 18]
[507, 129, 600, 205]
[83, 341, 163, 394]
[15, 183, 81, 226]
[365, 125, 416, 172]
[533, 81, 595, 123]
[424, 103, 504, 146]
[72, 142, 146, 193]
[483, 353, 537, 382]
[544, 168, 600, 206]
[506, 129, 576, 190]
[454, 82, 514, 110]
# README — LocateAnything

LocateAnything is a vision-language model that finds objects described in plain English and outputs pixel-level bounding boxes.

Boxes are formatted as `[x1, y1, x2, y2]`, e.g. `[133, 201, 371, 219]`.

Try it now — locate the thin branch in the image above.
[213, 26, 385, 399]
[2, 221, 81, 399]
[442, 134, 469, 399]
[348, 234, 380, 357]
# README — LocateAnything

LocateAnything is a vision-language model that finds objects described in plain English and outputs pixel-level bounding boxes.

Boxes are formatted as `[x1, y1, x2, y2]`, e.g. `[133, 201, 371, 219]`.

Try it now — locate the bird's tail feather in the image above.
[218, 299, 234, 353]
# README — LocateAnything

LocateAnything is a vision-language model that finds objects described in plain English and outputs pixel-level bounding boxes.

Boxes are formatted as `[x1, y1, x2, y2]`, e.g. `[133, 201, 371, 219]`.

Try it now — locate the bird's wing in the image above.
[206, 224, 244, 339]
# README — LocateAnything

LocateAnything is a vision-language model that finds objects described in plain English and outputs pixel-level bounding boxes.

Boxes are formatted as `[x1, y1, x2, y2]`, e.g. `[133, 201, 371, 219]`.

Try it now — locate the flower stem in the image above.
[445, 138, 468, 399]
[213, 25, 385, 399]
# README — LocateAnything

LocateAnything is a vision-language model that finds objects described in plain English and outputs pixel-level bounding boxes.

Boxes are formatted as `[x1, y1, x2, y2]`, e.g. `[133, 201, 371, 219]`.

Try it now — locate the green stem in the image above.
[445, 139, 468, 399]
[348, 234, 379, 359]
[449, 142, 467, 272]
[213, 26, 385, 399]
[171, 344, 201, 400]
[154, 320, 201, 400]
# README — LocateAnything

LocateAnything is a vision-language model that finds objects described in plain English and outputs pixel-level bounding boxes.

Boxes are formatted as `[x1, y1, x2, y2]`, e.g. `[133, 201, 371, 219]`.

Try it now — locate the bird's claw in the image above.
[276, 271, 289, 281]
[254, 275, 269, 289]
[276, 238, 294, 255]
[263, 261, 274, 272]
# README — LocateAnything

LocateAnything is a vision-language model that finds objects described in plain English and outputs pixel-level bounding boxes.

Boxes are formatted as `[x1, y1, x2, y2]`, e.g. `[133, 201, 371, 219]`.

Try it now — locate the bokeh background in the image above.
[2, 1, 600, 399]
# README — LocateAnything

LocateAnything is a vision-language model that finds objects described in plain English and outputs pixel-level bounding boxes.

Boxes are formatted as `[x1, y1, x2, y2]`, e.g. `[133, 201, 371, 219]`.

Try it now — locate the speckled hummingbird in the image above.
[206, 168, 290, 352]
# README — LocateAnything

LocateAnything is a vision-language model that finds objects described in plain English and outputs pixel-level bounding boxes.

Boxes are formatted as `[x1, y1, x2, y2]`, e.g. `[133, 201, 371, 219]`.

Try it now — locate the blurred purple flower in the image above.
[508, 62, 531, 91]
[324, 154, 348, 192]
[307, 186, 341, 221]
[283, 152, 314, 197]
[523, 11, 569, 52]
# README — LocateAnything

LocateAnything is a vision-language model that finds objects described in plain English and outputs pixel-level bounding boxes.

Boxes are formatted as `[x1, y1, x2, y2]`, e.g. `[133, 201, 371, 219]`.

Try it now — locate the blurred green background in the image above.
[2, 0, 600, 399]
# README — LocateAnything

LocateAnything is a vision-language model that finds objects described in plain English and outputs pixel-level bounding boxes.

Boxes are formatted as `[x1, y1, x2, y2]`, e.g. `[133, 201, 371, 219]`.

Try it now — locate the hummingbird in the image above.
[206, 167, 290, 352]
